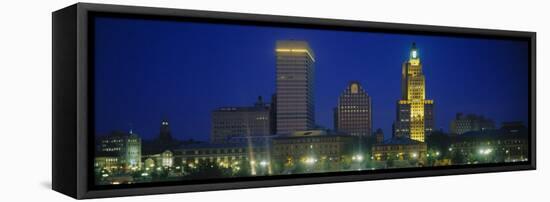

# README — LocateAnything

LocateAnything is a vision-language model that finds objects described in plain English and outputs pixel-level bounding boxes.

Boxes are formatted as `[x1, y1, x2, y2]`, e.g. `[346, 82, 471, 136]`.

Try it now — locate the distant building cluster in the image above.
[94, 41, 529, 185]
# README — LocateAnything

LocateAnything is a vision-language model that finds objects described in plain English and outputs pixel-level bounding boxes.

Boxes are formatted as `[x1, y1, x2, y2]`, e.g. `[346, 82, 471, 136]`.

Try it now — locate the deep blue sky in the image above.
[94, 16, 529, 141]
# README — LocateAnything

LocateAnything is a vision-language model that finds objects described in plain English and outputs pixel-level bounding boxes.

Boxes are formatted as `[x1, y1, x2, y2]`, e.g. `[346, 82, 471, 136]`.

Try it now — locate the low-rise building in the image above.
[372, 137, 427, 164]
[450, 113, 495, 135]
[175, 140, 272, 175]
[449, 124, 528, 164]
[271, 130, 357, 168]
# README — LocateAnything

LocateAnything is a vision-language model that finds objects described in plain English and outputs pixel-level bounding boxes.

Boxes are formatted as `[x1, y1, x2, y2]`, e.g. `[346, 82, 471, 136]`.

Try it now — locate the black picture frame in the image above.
[52, 2, 536, 199]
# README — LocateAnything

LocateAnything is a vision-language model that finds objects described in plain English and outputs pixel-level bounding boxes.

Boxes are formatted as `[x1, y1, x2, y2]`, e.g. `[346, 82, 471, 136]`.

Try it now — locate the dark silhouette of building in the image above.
[158, 119, 173, 143]
[450, 113, 495, 135]
[211, 96, 272, 144]
[375, 128, 384, 144]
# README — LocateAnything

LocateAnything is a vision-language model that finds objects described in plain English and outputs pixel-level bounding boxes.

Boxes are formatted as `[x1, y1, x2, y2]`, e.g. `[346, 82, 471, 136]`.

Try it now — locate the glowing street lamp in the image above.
[478, 148, 493, 155]
[304, 157, 316, 165]
[352, 154, 364, 162]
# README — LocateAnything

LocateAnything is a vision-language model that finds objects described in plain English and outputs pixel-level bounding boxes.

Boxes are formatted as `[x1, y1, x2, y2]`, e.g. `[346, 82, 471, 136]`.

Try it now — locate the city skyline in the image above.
[94, 16, 529, 141]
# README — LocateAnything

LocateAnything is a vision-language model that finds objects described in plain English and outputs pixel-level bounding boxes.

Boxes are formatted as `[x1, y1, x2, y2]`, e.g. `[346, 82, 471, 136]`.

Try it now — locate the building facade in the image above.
[95, 131, 142, 171]
[271, 131, 356, 167]
[450, 113, 495, 135]
[175, 142, 271, 175]
[143, 150, 174, 170]
[275, 40, 316, 135]
[394, 43, 434, 142]
[372, 137, 427, 163]
[334, 81, 372, 136]
[211, 96, 271, 144]
[449, 126, 529, 164]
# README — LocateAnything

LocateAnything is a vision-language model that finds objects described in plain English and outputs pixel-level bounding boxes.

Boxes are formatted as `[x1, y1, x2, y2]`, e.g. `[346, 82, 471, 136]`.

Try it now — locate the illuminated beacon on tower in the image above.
[394, 43, 434, 142]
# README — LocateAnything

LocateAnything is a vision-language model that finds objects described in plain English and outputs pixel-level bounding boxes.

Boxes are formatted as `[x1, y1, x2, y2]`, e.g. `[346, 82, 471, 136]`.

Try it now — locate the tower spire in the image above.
[410, 42, 418, 59]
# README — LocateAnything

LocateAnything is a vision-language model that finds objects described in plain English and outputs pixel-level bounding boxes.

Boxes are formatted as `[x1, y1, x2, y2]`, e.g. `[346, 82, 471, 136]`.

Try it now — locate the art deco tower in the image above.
[275, 40, 316, 135]
[394, 43, 434, 142]
[334, 81, 372, 137]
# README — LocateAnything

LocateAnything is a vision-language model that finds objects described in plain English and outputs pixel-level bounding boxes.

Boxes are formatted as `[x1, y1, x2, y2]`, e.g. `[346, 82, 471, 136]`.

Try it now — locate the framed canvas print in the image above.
[52, 3, 536, 199]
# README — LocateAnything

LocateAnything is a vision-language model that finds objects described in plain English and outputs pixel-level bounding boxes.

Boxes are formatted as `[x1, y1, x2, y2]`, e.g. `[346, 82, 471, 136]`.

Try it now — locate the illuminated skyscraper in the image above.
[275, 40, 316, 135]
[334, 81, 372, 137]
[394, 43, 434, 142]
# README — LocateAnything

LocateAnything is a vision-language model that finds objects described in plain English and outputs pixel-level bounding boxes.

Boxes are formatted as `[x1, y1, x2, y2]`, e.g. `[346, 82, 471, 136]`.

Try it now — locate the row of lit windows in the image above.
[340, 110, 369, 113]
[102, 147, 122, 152]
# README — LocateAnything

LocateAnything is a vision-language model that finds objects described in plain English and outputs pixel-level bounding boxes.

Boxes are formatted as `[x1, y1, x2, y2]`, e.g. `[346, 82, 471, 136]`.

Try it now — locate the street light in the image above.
[352, 154, 364, 162]
[478, 148, 493, 155]
[305, 157, 316, 165]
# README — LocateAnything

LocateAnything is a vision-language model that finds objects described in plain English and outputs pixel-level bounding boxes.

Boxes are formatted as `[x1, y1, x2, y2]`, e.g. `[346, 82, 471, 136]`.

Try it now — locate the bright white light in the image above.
[412, 50, 417, 58]
[141, 173, 149, 177]
[435, 152, 440, 156]
[353, 154, 363, 162]
[305, 157, 316, 165]
[412, 153, 418, 158]
[479, 148, 493, 155]
[260, 160, 268, 167]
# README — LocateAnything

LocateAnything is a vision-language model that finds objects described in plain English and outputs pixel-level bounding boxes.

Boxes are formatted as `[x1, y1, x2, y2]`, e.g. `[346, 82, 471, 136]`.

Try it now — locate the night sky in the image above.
[93, 16, 529, 141]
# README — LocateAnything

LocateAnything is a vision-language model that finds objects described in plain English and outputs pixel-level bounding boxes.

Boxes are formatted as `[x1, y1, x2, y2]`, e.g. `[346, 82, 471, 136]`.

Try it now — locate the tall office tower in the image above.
[275, 40, 316, 135]
[334, 81, 372, 137]
[394, 43, 434, 142]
